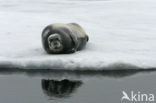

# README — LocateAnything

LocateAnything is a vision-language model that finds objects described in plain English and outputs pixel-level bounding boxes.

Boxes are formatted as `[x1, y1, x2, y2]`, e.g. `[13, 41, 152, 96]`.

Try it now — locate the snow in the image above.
[0, 0, 156, 70]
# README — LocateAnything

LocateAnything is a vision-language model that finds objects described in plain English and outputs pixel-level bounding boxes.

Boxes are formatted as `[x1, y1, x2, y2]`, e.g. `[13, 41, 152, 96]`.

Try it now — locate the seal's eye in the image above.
[50, 39, 53, 42]
[55, 38, 59, 41]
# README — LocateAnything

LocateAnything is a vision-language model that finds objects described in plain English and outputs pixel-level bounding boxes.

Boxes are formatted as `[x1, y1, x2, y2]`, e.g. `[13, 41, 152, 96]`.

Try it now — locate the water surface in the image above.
[0, 69, 156, 103]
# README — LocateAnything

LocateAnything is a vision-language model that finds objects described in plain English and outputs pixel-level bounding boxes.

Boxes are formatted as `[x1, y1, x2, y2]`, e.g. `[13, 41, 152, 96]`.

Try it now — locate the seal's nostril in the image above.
[54, 42, 57, 45]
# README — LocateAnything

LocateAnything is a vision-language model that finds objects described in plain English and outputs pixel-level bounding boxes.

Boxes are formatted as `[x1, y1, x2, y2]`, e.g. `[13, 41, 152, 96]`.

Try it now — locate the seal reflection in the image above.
[41, 79, 82, 99]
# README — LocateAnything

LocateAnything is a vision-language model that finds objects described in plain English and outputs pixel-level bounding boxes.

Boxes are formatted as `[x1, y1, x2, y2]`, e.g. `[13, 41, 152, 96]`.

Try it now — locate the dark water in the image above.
[0, 69, 156, 103]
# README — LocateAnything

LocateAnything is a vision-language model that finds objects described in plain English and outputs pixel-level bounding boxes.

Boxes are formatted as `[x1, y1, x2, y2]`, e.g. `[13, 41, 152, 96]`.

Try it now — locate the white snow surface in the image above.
[0, 0, 156, 70]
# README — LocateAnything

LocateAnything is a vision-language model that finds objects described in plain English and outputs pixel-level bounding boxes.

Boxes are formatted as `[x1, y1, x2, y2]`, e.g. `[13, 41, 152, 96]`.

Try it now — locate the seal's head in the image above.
[48, 34, 63, 53]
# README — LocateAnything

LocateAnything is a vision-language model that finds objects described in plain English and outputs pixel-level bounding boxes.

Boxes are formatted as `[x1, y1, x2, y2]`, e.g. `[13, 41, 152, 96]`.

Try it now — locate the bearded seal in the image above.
[42, 23, 89, 54]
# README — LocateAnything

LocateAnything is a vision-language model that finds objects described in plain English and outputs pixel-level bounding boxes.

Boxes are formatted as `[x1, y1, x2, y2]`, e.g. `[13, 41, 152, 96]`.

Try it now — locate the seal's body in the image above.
[42, 23, 89, 54]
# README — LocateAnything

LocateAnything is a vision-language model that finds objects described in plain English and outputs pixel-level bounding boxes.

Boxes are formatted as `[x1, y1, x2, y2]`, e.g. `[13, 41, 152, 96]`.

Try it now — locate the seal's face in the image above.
[48, 34, 63, 53]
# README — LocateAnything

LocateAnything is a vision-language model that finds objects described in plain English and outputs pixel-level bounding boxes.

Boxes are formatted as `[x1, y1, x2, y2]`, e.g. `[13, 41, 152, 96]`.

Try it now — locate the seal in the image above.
[42, 23, 89, 54]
